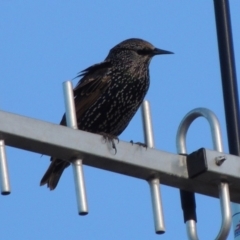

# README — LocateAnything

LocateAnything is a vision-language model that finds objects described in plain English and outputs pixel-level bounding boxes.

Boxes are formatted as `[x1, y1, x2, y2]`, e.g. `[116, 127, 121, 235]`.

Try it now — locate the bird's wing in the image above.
[71, 61, 112, 123]
[42, 61, 112, 189]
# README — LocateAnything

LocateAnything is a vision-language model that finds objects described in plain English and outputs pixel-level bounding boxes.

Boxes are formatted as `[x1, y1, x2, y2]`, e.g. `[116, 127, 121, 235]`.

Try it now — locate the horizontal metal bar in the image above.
[0, 110, 240, 202]
[0, 110, 187, 180]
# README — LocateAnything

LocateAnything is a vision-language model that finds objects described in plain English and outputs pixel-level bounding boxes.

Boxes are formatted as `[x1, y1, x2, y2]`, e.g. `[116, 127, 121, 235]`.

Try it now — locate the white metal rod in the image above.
[148, 178, 165, 234]
[0, 139, 11, 195]
[63, 81, 88, 215]
[216, 182, 231, 240]
[186, 220, 199, 240]
[142, 100, 165, 234]
[63, 81, 78, 130]
[142, 100, 154, 148]
[72, 159, 88, 215]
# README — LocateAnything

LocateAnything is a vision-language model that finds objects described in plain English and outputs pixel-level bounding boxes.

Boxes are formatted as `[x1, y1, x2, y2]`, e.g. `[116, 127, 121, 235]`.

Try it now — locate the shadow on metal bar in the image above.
[141, 100, 165, 234]
[176, 108, 231, 240]
[63, 81, 88, 215]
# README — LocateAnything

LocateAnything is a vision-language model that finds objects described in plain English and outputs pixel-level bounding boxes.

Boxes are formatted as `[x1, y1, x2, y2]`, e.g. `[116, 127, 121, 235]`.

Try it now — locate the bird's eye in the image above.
[137, 49, 152, 55]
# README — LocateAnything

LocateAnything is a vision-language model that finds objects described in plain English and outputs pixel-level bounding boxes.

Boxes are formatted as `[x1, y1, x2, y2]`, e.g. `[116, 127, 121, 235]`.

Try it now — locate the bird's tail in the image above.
[40, 158, 70, 190]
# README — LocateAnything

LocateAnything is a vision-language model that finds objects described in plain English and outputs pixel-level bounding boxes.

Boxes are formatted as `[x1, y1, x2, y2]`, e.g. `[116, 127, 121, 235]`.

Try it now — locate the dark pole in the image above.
[180, 0, 239, 237]
[213, 0, 239, 238]
[213, 0, 240, 156]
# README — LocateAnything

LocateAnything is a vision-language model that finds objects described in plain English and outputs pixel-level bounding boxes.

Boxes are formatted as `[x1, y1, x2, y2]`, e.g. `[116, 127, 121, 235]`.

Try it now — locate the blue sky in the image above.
[0, 1, 240, 240]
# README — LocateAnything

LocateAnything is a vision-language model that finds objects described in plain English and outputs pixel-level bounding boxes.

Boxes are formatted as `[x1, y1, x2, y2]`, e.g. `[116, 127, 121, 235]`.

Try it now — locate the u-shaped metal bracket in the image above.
[176, 108, 231, 240]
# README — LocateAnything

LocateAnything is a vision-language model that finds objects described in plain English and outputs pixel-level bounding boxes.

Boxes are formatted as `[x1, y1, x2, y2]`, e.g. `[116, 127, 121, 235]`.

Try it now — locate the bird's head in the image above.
[107, 38, 173, 65]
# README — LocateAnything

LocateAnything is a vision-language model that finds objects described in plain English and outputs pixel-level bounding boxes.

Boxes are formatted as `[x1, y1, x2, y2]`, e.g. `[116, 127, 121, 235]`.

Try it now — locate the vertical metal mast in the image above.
[213, 0, 240, 239]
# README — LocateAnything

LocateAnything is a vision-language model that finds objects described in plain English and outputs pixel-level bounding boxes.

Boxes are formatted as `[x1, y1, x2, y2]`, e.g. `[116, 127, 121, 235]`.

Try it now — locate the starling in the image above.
[40, 38, 172, 190]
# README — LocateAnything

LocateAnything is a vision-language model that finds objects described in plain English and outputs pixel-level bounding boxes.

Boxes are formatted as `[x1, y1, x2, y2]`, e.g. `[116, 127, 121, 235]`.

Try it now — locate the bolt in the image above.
[215, 156, 226, 166]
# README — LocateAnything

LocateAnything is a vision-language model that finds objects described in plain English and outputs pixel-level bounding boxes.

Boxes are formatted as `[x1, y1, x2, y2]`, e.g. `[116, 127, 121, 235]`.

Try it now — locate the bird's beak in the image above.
[153, 48, 173, 55]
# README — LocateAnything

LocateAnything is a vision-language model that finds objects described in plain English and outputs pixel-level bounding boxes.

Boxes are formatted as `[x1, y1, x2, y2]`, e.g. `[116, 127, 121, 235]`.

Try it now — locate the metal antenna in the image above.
[0, 139, 10, 195]
[63, 81, 88, 215]
[176, 108, 231, 240]
[142, 100, 165, 234]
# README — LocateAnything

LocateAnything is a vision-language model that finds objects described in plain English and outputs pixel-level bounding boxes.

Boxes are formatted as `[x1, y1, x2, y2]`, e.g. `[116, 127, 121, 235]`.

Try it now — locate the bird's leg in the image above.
[99, 132, 119, 154]
[130, 140, 148, 149]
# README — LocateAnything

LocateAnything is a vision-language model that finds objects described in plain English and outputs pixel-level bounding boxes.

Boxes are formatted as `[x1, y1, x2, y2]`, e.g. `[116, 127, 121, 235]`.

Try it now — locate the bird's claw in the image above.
[100, 132, 119, 154]
[130, 141, 148, 149]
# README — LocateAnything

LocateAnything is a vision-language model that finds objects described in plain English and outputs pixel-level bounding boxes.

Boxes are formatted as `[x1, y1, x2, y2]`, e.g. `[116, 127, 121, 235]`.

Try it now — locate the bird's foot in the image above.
[130, 140, 148, 149]
[100, 132, 119, 154]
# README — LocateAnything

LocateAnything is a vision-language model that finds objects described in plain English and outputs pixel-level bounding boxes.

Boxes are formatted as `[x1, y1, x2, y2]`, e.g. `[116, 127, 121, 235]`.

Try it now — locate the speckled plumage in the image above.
[40, 38, 172, 190]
